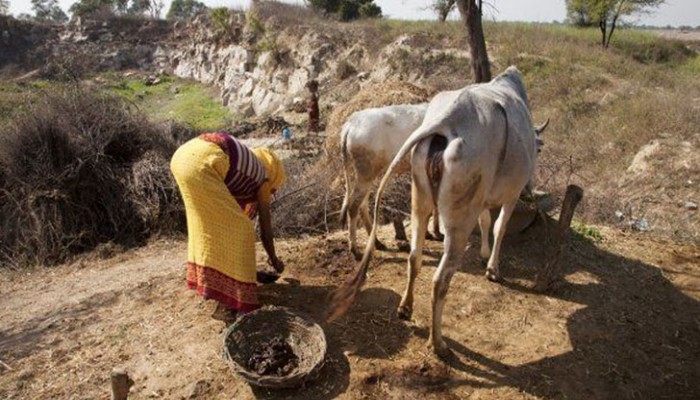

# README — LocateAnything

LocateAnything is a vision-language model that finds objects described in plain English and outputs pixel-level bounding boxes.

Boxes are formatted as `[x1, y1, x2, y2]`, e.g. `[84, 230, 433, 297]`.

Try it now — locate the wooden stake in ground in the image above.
[535, 185, 584, 292]
[110, 368, 134, 400]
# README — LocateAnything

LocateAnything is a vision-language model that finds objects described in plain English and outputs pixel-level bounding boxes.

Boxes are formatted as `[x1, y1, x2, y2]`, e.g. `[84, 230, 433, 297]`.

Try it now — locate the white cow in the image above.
[330, 66, 547, 356]
[338, 103, 442, 260]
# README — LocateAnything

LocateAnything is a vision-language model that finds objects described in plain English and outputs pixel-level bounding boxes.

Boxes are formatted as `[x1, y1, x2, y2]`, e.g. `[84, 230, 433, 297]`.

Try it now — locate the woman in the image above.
[170, 132, 286, 322]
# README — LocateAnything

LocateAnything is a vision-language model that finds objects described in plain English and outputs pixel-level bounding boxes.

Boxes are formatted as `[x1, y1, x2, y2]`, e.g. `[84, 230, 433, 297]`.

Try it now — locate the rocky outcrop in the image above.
[2, 11, 470, 117]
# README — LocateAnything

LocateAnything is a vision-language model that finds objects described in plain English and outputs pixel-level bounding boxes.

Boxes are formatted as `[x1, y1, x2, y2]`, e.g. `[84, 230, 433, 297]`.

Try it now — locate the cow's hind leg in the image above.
[360, 201, 388, 251]
[485, 202, 516, 282]
[346, 183, 369, 260]
[426, 209, 444, 241]
[430, 215, 474, 356]
[478, 209, 492, 260]
[397, 180, 433, 320]
[392, 218, 410, 252]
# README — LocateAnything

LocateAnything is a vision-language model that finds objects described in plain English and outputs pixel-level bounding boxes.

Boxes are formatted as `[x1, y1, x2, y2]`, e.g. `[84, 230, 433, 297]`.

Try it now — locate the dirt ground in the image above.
[1, 221, 700, 399]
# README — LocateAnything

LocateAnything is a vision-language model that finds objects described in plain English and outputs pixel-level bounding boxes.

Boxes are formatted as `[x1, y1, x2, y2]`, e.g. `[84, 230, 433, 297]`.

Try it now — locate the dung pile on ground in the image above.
[246, 336, 299, 376]
[324, 81, 434, 158]
[0, 86, 184, 268]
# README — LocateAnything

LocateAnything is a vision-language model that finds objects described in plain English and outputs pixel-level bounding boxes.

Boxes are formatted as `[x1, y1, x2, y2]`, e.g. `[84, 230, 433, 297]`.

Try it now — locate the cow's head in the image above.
[534, 118, 549, 154]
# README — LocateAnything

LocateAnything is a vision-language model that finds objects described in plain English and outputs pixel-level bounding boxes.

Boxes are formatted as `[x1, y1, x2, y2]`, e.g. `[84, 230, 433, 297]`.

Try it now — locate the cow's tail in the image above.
[327, 123, 441, 322]
[339, 123, 352, 228]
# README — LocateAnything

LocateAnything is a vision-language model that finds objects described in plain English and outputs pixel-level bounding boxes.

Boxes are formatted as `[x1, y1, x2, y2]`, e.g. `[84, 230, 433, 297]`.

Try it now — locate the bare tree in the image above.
[429, 0, 456, 22]
[148, 0, 164, 18]
[455, 0, 491, 82]
[0, 0, 9, 15]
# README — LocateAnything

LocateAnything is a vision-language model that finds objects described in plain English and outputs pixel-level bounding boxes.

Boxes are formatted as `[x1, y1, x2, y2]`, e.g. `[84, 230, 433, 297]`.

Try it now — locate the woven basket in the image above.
[222, 306, 327, 389]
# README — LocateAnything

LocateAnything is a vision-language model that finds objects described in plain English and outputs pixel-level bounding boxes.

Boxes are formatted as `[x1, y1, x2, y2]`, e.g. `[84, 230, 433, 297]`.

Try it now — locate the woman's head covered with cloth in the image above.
[252, 147, 286, 203]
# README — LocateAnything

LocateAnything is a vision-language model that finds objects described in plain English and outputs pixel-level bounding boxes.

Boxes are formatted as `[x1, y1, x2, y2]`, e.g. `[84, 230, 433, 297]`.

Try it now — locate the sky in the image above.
[7, 0, 700, 27]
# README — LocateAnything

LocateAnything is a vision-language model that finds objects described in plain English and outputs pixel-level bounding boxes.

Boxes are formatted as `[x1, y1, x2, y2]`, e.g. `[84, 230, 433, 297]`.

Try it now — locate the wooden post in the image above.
[535, 185, 584, 292]
[110, 368, 133, 400]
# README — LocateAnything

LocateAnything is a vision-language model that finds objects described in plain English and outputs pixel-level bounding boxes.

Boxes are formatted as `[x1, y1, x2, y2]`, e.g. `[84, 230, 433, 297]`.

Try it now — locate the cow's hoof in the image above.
[425, 232, 444, 241]
[485, 269, 501, 282]
[374, 241, 388, 251]
[397, 305, 412, 320]
[396, 241, 411, 252]
[351, 249, 363, 261]
[428, 339, 451, 358]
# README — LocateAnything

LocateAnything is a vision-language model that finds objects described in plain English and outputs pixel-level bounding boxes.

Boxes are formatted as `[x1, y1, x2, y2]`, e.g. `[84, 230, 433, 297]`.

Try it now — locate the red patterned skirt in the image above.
[186, 262, 259, 313]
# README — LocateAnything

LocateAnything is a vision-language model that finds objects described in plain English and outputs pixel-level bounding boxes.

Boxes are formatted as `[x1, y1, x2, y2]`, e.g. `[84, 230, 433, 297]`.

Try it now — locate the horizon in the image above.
[7, 0, 700, 28]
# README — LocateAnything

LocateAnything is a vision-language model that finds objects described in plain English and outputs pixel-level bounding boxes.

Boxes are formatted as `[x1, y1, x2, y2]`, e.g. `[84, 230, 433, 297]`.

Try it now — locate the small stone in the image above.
[614, 210, 625, 221]
[187, 380, 210, 399]
[684, 201, 698, 211]
[631, 218, 650, 232]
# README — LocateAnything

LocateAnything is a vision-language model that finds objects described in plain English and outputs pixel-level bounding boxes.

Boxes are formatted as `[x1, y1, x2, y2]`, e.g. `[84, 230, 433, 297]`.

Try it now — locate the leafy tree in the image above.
[69, 0, 117, 17]
[430, 0, 456, 22]
[128, 0, 163, 18]
[166, 0, 207, 19]
[306, 0, 381, 21]
[0, 0, 9, 16]
[565, 0, 666, 48]
[31, 0, 68, 23]
[337, 0, 358, 21]
[128, 0, 149, 15]
[358, 1, 381, 18]
[566, 0, 595, 26]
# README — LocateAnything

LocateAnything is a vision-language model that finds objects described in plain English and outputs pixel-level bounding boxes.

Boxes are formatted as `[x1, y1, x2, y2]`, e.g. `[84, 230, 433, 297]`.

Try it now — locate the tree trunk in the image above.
[605, 14, 620, 49]
[456, 0, 491, 83]
[535, 185, 584, 292]
[599, 19, 607, 48]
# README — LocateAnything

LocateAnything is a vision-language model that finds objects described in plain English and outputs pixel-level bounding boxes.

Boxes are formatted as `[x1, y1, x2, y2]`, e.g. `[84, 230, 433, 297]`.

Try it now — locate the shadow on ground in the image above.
[423, 218, 700, 399]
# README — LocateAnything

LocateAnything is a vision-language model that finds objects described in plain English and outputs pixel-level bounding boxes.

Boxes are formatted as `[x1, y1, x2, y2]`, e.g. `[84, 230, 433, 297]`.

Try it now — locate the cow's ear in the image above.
[535, 118, 550, 135]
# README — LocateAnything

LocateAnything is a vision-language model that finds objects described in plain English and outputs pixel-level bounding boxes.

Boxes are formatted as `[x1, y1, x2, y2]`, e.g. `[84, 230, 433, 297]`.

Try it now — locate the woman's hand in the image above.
[268, 256, 285, 274]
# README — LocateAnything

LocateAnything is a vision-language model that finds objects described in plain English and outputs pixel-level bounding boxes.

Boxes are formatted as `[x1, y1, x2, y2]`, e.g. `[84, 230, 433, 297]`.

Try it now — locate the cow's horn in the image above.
[535, 118, 550, 134]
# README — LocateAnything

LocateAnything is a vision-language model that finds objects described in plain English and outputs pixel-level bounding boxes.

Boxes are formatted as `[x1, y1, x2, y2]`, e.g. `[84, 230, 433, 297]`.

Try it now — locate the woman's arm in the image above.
[256, 193, 285, 273]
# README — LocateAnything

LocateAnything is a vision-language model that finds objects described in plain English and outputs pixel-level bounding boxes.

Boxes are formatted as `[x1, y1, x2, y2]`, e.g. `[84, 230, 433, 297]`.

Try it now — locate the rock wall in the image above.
[2, 12, 470, 117]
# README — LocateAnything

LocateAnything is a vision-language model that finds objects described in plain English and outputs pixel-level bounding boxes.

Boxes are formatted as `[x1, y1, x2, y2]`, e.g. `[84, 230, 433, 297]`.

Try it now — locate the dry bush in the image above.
[271, 155, 412, 238]
[0, 87, 184, 268]
[252, 0, 327, 30]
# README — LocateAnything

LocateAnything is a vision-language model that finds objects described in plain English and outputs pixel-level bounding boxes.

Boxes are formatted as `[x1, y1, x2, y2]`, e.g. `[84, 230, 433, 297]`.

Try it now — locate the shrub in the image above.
[0, 87, 185, 268]
[306, 0, 381, 21]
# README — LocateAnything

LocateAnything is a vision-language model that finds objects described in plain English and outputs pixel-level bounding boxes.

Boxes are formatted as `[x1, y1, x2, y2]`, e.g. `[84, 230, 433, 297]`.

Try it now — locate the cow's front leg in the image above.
[397, 182, 432, 320]
[485, 202, 516, 282]
[429, 223, 471, 357]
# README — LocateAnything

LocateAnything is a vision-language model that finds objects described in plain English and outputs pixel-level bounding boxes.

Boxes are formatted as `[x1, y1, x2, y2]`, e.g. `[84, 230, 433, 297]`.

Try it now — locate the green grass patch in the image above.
[0, 80, 57, 125]
[108, 76, 236, 132]
[572, 222, 603, 242]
